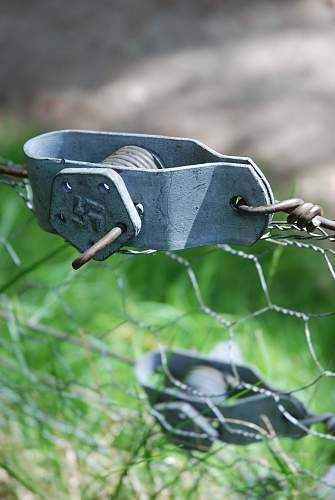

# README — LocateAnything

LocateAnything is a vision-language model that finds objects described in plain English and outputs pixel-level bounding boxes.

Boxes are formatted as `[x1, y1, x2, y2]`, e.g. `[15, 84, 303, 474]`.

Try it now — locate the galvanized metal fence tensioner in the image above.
[21, 130, 335, 268]
[136, 346, 335, 451]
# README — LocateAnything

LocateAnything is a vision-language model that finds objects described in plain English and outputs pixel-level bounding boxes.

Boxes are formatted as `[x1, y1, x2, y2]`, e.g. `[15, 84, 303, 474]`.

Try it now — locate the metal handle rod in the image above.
[0, 165, 28, 178]
[72, 225, 125, 270]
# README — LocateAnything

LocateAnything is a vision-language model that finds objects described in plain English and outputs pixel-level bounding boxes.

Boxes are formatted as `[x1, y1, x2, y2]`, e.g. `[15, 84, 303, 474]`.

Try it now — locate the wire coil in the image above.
[102, 145, 163, 170]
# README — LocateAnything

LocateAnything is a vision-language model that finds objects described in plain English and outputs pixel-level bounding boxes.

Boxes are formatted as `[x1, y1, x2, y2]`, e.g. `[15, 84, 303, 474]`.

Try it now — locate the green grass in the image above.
[0, 132, 334, 499]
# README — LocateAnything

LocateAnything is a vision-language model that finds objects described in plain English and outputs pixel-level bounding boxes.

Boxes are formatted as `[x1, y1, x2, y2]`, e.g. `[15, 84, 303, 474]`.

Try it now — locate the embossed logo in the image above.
[72, 195, 106, 232]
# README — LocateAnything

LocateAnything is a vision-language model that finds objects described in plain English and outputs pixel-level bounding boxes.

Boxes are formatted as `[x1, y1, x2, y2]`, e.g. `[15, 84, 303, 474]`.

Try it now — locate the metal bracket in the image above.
[50, 167, 142, 258]
[135, 347, 334, 450]
[24, 130, 274, 258]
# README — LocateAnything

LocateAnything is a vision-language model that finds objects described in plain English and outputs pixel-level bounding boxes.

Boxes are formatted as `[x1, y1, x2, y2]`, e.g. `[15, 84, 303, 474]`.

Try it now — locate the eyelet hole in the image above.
[56, 212, 66, 224]
[98, 183, 110, 193]
[230, 196, 246, 211]
[62, 181, 72, 193]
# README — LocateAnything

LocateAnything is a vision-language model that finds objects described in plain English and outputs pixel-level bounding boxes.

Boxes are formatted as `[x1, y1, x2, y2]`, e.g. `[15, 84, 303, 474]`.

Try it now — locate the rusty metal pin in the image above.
[0, 165, 28, 178]
[72, 224, 125, 270]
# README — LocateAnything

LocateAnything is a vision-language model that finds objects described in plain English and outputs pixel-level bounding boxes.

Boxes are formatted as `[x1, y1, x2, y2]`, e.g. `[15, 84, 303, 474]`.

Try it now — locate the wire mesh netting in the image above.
[0, 161, 334, 499]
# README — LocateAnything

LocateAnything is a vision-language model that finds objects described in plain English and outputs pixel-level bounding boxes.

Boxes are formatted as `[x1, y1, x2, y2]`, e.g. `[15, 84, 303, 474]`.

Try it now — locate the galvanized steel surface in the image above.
[24, 130, 274, 257]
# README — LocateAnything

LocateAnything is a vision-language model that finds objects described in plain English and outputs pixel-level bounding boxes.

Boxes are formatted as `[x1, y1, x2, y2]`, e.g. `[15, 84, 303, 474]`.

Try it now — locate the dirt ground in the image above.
[1, 0, 335, 203]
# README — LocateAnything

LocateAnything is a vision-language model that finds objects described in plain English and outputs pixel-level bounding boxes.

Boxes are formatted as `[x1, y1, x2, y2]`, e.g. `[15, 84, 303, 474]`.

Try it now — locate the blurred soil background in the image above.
[1, 0, 335, 203]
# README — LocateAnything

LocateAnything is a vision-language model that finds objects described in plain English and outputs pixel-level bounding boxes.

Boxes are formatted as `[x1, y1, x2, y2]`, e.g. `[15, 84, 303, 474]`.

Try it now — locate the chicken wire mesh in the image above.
[0, 160, 334, 499]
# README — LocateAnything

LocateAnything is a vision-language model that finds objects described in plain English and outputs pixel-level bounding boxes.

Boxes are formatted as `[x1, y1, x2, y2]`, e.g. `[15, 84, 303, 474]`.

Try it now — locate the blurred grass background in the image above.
[0, 130, 334, 499]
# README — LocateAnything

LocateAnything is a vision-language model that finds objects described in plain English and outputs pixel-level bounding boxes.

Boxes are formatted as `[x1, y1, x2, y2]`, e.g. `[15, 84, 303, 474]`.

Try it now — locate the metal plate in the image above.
[24, 130, 274, 251]
[50, 168, 142, 259]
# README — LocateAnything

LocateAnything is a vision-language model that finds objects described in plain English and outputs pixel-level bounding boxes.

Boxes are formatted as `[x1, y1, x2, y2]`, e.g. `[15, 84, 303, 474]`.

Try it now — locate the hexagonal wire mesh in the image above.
[0, 159, 334, 498]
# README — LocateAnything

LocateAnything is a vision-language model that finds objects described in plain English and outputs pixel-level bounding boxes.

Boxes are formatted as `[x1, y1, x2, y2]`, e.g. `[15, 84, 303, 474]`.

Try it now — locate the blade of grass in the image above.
[0, 244, 68, 294]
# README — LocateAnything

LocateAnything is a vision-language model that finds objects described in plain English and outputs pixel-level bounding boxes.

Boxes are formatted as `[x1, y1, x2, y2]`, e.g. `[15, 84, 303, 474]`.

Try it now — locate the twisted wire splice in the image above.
[237, 197, 335, 233]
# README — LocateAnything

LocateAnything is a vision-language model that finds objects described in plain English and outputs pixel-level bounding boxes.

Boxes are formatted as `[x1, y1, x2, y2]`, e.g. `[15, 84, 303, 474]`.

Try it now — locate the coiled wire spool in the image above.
[183, 365, 229, 405]
[102, 145, 163, 170]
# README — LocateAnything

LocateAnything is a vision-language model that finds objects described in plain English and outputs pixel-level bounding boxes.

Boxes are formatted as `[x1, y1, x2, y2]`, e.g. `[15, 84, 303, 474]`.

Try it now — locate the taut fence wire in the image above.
[0, 160, 334, 499]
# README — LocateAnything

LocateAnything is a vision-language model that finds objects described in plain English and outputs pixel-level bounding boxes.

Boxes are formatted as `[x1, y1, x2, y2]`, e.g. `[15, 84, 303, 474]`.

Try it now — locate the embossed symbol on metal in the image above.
[72, 195, 106, 232]
[49, 167, 142, 260]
